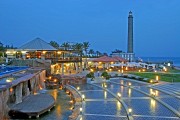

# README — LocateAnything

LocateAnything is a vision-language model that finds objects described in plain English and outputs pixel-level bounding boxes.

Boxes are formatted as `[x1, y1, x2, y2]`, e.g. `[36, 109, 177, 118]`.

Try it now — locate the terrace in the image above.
[69, 77, 180, 120]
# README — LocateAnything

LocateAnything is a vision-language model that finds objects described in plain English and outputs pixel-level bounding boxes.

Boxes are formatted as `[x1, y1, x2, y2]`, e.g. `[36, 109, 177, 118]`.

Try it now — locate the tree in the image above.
[0, 45, 5, 57]
[49, 41, 59, 49]
[61, 42, 70, 50]
[82, 42, 90, 57]
[96, 51, 101, 57]
[112, 49, 122, 53]
[72, 43, 83, 71]
[72, 43, 83, 54]
[103, 52, 108, 56]
[83, 42, 90, 69]
[88, 49, 95, 57]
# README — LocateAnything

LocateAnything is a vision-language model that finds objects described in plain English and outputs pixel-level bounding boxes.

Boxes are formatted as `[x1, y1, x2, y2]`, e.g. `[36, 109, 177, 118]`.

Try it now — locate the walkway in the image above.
[71, 77, 180, 120]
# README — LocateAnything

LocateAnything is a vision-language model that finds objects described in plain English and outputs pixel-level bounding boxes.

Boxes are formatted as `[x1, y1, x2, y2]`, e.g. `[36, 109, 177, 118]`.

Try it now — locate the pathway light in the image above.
[77, 87, 80, 90]
[80, 107, 83, 114]
[126, 67, 128, 70]
[156, 76, 159, 81]
[82, 94, 85, 101]
[117, 92, 121, 98]
[151, 91, 156, 97]
[128, 108, 132, 114]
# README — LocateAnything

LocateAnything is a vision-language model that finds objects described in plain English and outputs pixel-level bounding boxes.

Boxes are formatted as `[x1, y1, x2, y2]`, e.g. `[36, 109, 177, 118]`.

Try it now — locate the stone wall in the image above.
[0, 69, 46, 119]
[0, 89, 10, 120]
[61, 76, 87, 85]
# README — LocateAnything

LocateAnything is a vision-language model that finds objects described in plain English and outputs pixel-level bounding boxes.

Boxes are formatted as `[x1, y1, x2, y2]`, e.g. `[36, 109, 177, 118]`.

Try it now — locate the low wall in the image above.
[65, 85, 82, 120]
[62, 75, 87, 85]
[0, 68, 46, 119]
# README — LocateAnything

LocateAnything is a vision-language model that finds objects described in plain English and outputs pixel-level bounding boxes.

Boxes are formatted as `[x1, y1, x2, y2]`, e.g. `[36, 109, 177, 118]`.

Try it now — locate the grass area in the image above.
[128, 72, 180, 82]
[168, 67, 180, 73]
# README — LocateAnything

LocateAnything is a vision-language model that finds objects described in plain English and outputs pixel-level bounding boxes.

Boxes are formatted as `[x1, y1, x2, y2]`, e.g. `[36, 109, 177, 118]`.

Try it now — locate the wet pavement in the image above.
[39, 89, 72, 120]
[71, 78, 180, 120]
[11, 77, 180, 120]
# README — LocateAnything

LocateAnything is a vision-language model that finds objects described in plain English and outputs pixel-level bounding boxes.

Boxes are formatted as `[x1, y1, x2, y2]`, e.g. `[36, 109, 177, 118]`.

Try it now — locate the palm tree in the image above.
[72, 43, 83, 54]
[82, 42, 90, 69]
[96, 51, 101, 57]
[88, 49, 95, 57]
[61, 42, 70, 50]
[112, 49, 122, 53]
[82, 42, 90, 57]
[72, 43, 83, 72]
[103, 52, 108, 56]
[0, 46, 5, 58]
[49, 41, 59, 49]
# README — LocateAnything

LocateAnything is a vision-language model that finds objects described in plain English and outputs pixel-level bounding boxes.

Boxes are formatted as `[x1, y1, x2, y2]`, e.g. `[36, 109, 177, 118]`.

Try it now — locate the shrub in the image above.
[138, 77, 144, 81]
[123, 75, 128, 78]
[86, 72, 95, 79]
[101, 71, 110, 80]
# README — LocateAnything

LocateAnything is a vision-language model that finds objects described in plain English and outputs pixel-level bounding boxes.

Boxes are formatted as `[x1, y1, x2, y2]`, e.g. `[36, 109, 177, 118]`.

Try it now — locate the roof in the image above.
[92, 56, 118, 62]
[112, 56, 128, 62]
[86, 58, 96, 62]
[19, 38, 57, 50]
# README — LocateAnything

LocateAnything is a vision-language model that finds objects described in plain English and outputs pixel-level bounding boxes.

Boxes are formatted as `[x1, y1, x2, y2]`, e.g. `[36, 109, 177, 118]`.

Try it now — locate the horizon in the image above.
[1, 0, 180, 57]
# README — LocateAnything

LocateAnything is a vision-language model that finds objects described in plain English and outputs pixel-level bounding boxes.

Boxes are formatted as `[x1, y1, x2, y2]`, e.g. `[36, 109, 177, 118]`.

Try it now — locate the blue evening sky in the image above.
[0, 0, 180, 57]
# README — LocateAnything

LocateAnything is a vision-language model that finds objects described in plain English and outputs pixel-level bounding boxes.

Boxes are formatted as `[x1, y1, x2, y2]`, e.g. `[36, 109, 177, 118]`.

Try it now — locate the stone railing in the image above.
[65, 85, 82, 120]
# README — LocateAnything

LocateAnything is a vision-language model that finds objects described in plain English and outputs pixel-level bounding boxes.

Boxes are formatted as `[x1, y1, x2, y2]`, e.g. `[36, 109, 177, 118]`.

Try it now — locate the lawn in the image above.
[128, 72, 180, 82]
[168, 67, 180, 73]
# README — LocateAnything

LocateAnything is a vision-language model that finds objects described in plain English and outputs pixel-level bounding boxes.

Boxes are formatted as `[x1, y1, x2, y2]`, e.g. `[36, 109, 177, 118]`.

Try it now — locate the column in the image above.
[15, 83, 23, 104]
[61, 63, 64, 75]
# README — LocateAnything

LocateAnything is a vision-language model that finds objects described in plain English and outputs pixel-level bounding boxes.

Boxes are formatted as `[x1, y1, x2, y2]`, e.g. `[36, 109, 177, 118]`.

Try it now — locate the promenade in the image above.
[70, 71, 180, 120]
